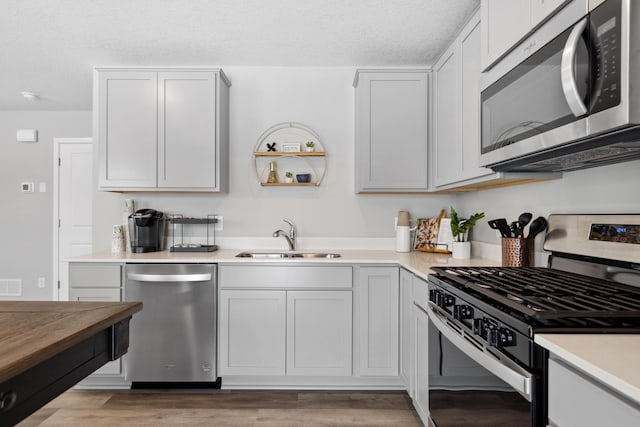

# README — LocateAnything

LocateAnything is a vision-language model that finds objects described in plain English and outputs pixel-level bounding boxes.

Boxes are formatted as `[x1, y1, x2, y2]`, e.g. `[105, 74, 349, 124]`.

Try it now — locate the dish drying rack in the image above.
[169, 214, 218, 252]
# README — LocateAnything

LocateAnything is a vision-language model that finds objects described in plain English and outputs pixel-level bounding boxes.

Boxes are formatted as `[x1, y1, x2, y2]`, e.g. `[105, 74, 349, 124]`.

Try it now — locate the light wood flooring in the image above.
[17, 389, 423, 426]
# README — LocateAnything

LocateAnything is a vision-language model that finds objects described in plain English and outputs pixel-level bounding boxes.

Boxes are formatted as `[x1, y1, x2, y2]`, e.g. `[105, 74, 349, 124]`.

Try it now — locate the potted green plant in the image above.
[450, 206, 485, 259]
[284, 171, 294, 183]
[305, 141, 315, 152]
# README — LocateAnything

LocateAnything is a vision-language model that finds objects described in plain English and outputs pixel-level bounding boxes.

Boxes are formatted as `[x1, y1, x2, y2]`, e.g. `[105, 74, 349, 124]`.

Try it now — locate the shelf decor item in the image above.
[281, 143, 301, 152]
[305, 141, 315, 152]
[267, 161, 279, 184]
[252, 122, 327, 186]
[285, 172, 294, 183]
[296, 173, 311, 183]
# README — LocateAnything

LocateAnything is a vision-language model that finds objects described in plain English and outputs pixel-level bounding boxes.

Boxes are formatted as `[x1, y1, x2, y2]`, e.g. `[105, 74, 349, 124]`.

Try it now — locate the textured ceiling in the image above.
[1, 0, 479, 110]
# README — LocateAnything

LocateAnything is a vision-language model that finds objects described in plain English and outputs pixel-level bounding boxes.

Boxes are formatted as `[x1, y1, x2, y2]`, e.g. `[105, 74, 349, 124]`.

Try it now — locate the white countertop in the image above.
[67, 249, 500, 281]
[535, 334, 640, 405]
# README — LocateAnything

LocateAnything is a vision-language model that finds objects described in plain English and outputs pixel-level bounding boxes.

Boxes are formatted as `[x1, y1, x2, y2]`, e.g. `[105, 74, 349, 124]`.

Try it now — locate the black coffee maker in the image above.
[128, 209, 165, 253]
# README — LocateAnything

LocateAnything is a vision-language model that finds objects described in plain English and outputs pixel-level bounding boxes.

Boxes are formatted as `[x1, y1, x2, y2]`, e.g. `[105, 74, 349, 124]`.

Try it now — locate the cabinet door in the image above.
[68, 287, 122, 375]
[358, 267, 399, 377]
[399, 269, 414, 394]
[97, 71, 158, 188]
[287, 291, 352, 376]
[355, 71, 429, 192]
[548, 357, 640, 427]
[460, 15, 493, 181]
[158, 71, 217, 188]
[481, 0, 530, 69]
[530, 0, 570, 29]
[219, 290, 286, 376]
[433, 48, 461, 187]
[412, 304, 430, 424]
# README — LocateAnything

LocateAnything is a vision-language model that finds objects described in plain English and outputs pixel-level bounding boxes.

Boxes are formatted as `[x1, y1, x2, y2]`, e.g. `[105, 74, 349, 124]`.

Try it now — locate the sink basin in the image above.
[235, 251, 341, 259]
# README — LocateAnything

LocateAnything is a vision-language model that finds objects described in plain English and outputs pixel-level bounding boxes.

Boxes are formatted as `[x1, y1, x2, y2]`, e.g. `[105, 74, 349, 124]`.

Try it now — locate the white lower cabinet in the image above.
[218, 265, 354, 379]
[548, 356, 640, 427]
[68, 262, 126, 385]
[287, 291, 352, 376]
[399, 269, 414, 395]
[413, 303, 430, 425]
[357, 267, 399, 377]
[219, 290, 287, 376]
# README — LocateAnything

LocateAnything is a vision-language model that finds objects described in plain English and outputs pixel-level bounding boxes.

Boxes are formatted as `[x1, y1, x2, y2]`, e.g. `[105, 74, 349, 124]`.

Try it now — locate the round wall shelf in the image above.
[252, 122, 327, 186]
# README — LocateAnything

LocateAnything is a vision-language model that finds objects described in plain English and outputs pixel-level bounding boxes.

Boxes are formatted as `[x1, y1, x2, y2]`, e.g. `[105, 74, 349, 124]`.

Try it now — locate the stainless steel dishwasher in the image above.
[124, 263, 218, 386]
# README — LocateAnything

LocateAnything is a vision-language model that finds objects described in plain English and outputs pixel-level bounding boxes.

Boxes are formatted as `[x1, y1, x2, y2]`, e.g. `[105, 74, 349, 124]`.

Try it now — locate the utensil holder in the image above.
[501, 237, 533, 267]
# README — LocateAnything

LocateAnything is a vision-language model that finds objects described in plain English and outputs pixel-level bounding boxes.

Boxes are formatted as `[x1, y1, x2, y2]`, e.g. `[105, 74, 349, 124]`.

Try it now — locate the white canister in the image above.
[111, 224, 125, 253]
[396, 226, 412, 253]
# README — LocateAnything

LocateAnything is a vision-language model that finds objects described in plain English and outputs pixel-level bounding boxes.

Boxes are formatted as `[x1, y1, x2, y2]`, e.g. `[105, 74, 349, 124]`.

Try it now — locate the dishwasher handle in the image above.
[127, 272, 212, 283]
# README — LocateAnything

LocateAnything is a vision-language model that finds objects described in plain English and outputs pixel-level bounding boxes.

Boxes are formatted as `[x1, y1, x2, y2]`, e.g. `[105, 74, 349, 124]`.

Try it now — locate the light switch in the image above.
[38, 182, 46, 193]
[21, 182, 34, 193]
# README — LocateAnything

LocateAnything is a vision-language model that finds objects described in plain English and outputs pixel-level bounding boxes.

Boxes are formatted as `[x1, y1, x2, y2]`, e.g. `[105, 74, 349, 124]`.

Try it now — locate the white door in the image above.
[54, 139, 93, 301]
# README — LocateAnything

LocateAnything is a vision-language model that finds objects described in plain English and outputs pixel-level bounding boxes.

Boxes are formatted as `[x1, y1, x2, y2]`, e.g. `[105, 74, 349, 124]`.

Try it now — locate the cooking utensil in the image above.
[527, 216, 548, 240]
[510, 221, 523, 237]
[489, 218, 511, 238]
[518, 212, 533, 232]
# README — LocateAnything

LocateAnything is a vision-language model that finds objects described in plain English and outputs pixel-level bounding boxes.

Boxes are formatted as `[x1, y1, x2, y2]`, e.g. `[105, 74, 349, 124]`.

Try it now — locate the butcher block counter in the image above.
[0, 301, 142, 426]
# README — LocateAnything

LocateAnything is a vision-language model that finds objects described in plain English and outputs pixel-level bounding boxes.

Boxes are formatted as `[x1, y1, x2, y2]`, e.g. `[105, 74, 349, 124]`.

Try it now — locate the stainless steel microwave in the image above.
[480, 0, 640, 172]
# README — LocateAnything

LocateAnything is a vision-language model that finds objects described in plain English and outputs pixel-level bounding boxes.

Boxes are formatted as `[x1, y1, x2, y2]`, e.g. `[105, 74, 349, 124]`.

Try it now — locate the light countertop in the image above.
[67, 249, 500, 281]
[535, 334, 640, 405]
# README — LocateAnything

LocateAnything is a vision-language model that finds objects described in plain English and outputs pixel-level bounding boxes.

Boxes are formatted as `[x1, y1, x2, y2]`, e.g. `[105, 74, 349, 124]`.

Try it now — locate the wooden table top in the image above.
[0, 301, 142, 384]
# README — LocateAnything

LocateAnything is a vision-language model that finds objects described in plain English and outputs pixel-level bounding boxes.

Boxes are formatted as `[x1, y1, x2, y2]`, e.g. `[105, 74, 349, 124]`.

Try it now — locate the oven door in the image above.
[426, 303, 541, 427]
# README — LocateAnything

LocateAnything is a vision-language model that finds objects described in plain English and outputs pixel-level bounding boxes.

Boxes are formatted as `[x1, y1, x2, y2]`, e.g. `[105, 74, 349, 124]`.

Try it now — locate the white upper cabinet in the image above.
[353, 70, 430, 193]
[95, 67, 230, 192]
[433, 12, 494, 189]
[481, 0, 571, 70]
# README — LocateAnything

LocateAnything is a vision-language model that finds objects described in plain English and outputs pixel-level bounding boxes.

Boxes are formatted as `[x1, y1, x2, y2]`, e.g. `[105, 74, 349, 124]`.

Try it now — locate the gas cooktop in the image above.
[431, 266, 640, 331]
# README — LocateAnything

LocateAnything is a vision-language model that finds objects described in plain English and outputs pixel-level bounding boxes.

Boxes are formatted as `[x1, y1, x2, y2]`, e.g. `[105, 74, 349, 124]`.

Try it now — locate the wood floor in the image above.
[17, 389, 423, 426]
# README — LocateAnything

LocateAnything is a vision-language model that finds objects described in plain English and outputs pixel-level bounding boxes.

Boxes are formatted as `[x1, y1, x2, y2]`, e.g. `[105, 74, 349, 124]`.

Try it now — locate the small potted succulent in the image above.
[305, 141, 315, 152]
[284, 171, 294, 183]
[450, 206, 485, 259]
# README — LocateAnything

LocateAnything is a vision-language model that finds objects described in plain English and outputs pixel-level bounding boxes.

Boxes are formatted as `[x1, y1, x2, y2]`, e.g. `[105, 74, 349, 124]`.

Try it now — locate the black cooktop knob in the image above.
[489, 327, 516, 348]
[429, 289, 442, 304]
[441, 293, 455, 308]
[453, 304, 474, 320]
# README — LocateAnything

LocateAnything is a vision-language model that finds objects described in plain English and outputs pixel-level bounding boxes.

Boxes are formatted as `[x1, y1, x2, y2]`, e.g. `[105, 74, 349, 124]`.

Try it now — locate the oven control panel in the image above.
[428, 281, 525, 355]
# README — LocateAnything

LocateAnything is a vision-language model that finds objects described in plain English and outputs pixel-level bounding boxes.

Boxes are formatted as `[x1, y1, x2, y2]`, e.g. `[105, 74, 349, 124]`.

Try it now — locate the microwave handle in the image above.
[561, 17, 588, 117]
[426, 302, 533, 402]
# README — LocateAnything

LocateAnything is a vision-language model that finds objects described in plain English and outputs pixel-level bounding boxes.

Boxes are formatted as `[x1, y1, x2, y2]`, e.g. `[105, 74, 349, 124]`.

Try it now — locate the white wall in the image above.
[93, 67, 452, 251]
[454, 159, 640, 246]
[0, 111, 91, 300]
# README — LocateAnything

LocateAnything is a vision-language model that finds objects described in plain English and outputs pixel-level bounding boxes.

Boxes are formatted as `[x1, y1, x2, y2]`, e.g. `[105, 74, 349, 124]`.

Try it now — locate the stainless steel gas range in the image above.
[424, 214, 640, 427]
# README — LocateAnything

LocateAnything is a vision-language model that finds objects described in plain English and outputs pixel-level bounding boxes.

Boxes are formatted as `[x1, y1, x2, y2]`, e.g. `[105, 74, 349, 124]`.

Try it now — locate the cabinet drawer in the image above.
[220, 265, 353, 289]
[69, 263, 122, 288]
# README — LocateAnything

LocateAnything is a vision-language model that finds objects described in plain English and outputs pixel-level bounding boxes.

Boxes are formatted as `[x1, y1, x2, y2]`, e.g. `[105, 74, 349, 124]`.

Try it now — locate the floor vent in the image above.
[0, 279, 22, 297]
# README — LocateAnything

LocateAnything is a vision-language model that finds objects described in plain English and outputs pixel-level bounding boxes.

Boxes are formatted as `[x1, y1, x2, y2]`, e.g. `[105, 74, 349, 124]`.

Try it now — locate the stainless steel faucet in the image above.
[273, 219, 296, 251]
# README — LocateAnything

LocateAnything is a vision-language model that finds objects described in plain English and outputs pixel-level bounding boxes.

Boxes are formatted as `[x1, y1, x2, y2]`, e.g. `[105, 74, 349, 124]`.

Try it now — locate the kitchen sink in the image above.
[235, 251, 341, 259]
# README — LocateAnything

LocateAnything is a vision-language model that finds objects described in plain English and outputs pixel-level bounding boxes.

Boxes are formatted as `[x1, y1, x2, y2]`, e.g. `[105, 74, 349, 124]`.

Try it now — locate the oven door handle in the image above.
[426, 303, 533, 402]
[560, 17, 588, 117]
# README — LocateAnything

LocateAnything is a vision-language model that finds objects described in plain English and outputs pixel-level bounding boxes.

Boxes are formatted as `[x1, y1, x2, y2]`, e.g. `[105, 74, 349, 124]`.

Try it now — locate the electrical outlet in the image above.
[214, 216, 223, 231]
[37, 277, 45, 289]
